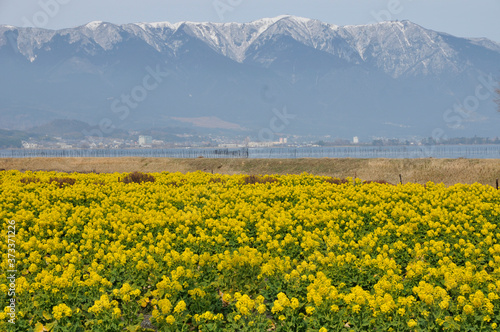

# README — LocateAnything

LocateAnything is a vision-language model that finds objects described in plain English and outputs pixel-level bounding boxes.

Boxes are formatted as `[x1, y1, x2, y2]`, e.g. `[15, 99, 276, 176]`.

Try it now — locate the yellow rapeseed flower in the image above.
[173, 300, 186, 313]
[407, 319, 417, 328]
[166, 315, 175, 324]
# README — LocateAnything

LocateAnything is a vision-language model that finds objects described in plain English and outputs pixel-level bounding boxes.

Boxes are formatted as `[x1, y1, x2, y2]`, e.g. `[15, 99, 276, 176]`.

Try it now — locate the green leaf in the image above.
[34, 322, 46, 332]
[126, 324, 141, 332]
[45, 321, 57, 331]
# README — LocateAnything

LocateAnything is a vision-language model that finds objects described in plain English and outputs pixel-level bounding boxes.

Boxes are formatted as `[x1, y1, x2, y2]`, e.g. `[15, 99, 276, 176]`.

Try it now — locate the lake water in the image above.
[1, 145, 500, 159]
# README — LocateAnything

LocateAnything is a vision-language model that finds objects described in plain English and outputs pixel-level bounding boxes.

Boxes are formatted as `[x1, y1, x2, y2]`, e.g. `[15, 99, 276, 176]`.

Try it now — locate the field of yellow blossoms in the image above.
[1, 170, 500, 331]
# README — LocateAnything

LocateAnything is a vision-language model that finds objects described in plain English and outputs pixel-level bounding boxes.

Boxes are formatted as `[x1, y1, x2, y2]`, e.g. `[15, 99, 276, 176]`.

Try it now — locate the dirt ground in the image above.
[1, 157, 500, 187]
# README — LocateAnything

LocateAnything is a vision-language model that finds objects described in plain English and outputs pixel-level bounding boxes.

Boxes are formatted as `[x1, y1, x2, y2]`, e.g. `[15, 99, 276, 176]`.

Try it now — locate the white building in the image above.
[22, 141, 38, 149]
[138, 136, 153, 146]
[353, 136, 359, 144]
[57, 142, 73, 149]
[248, 141, 275, 148]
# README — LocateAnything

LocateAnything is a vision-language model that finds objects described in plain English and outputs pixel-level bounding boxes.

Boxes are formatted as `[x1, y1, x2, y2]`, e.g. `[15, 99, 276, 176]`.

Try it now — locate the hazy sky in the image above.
[1, 0, 499, 42]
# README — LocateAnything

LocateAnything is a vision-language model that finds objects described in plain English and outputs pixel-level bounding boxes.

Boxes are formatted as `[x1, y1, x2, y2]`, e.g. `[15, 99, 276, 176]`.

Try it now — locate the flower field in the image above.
[1, 170, 500, 331]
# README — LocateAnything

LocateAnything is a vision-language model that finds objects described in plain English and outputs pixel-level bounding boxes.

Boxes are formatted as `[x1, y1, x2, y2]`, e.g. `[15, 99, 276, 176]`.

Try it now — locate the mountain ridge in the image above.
[3, 16, 499, 77]
[1, 16, 499, 138]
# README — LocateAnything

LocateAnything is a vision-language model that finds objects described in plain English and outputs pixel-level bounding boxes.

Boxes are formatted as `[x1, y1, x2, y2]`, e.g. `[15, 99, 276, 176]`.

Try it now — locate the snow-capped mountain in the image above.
[1, 16, 500, 137]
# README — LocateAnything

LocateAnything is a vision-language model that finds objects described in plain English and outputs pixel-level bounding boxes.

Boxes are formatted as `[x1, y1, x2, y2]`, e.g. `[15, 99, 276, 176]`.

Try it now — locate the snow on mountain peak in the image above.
[85, 21, 105, 30]
[170, 16, 316, 62]
[250, 15, 291, 25]
[2, 17, 498, 78]
[138, 21, 177, 30]
[251, 15, 301, 24]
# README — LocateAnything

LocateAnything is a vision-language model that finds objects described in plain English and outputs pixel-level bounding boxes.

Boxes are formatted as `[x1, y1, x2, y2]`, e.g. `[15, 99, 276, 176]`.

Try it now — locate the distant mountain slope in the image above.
[1, 16, 499, 138]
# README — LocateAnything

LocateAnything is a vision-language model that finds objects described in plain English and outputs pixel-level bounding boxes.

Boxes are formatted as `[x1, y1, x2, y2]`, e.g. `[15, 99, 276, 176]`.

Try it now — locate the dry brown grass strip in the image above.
[20, 177, 41, 184]
[242, 175, 278, 184]
[48, 177, 76, 188]
[324, 177, 349, 185]
[2, 157, 500, 186]
[120, 171, 155, 184]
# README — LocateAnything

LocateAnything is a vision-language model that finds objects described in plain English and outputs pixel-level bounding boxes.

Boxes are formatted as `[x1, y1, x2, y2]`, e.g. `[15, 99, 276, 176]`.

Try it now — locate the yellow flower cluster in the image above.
[88, 294, 116, 315]
[194, 311, 224, 322]
[52, 303, 72, 320]
[0, 170, 499, 331]
[113, 283, 141, 302]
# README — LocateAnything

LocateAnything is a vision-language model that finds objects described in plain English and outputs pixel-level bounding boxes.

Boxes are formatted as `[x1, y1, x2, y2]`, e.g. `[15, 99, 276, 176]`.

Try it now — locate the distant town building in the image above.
[22, 141, 38, 149]
[152, 139, 165, 145]
[138, 135, 153, 146]
[353, 136, 359, 144]
[248, 141, 275, 148]
[218, 143, 242, 148]
[57, 142, 73, 149]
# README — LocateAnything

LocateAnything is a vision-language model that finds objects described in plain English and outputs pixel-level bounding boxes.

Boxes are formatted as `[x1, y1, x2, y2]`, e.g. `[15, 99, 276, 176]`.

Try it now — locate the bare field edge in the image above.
[1, 157, 500, 187]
